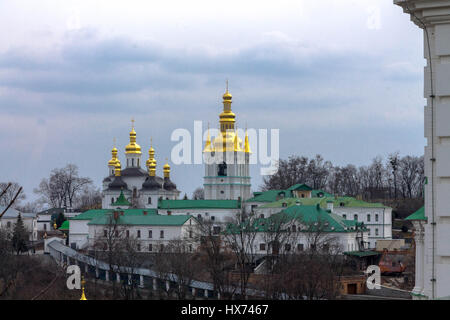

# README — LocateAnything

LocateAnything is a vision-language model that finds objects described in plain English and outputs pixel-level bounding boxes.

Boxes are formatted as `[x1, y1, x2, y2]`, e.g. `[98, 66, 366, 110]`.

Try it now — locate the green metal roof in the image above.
[259, 196, 388, 209]
[88, 214, 192, 226]
[59, 220, 69, 231]
[226, 204, 367, 234]
[247, 184, 333, 203]
[280, 204, 367, 233]
[158, 199, 241, 209]
[343, 251, 380, 257]
[405, 206, 427, 221]
[70, 209, 158, 221]
[112, 190, 131, 207]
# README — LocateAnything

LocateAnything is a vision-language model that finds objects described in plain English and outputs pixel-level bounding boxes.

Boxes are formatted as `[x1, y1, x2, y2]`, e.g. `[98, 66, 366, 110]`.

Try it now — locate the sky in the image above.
[0, 0, 426, 205]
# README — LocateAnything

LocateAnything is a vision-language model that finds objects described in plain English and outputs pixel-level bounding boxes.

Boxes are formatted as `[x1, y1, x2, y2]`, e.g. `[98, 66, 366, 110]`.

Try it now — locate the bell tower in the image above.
[203, 85, 251, 201]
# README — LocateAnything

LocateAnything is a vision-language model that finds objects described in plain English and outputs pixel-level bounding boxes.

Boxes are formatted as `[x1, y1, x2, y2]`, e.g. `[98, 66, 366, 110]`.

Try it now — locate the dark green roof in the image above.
[405, 206, 427, 221]
[112, 190, 131, 207]
[343, 251, 380, 257]
[226, 204, 367, 234]
[247, 184, 333, 203]
[158, 199, 241, 209]
[280, 204, 367, 233]
[286, 184, 312, 192]
[70, 209, 158, 221]
[88, 214, 192, 226]
[260, 196, 388, 209]
[59, 220, 69, 231]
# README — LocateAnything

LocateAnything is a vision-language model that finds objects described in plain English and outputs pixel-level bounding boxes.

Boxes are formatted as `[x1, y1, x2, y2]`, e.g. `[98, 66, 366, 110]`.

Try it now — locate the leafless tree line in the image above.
[263, 153, 424, 200]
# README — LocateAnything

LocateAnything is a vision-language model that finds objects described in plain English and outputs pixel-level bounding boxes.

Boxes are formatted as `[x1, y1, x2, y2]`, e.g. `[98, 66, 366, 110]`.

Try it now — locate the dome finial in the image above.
[80, 276, 87, 300]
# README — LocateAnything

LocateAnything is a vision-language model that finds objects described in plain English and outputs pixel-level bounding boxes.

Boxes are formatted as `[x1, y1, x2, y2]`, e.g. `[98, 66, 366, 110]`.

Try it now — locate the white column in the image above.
[116, 273, 121, 283]
[140, 275, 144, 288]
[105, 270, 109, 282]
[153, 278, 157, 291]
[395, 0, 450, 299]
[95, 267, 99, 278]
[412, 221, 425, 297]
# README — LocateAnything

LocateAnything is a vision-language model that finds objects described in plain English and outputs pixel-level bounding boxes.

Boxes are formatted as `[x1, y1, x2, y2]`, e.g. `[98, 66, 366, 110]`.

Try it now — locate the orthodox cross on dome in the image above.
[226, 79, 228, 92]
[131, 118, 135, 129]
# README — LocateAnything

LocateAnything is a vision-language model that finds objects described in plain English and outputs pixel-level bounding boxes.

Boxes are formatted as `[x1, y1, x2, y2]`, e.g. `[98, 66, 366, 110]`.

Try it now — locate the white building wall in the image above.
[395, 0, 450, 299]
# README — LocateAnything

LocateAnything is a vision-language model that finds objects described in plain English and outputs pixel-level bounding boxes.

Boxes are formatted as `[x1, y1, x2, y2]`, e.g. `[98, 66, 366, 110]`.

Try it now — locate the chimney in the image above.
[296, 200, 301, 206]
[113, 211, 119, 220]
[143, 211, 148, 216]
[282, 202, 287, 207]
[326, 201, 334, 212]
[121, 211, 124, 216]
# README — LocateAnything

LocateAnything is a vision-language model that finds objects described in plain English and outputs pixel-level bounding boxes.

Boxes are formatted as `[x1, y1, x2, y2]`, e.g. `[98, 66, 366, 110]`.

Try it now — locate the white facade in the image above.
[331, 206, 392, 249]
[69, 219, 91, 249]
[87, 217, 197, 252]
[395, 0, 450, 299]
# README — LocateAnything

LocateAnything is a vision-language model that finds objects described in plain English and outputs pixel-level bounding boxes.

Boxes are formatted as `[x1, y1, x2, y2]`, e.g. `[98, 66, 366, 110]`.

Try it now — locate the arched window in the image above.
[148, 197, 152, 204]
[132, 158, 135, 167]
[218, 162, 227, 176]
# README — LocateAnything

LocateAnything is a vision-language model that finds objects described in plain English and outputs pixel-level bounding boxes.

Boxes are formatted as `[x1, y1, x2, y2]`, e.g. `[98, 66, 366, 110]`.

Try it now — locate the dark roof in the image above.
[103, 177, 112, 183]
[163, 177, 177, 191]
[108, 176, 128, 190]
[120, 167, 148, 177]
[37, 208, 65, 216]
[141, 176, 162, 190]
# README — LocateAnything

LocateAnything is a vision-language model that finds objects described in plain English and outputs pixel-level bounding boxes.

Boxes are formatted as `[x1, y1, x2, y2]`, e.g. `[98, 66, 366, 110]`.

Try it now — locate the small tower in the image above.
[108, 139, 120, 176]
[80, 276, 87, 300]
[125, 119, 142, 168]
[203, 84, 251, 200]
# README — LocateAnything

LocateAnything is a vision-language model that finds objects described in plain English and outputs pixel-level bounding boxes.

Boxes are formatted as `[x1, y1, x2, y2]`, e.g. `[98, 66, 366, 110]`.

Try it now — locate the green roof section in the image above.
[88, 214, 193, 226]
[158, 199, 241, 210]
[112, 190, 131, 207]
[405, 206, 427, 221]
[343, 251, 380, 257]
[226, 204, 367, 234]
[279, 204, 367, 233]
[71, 208, 158, 221]
[259, 196, 388, 209]
[59, 220, 69, 231]
[247, 184, 334, 203]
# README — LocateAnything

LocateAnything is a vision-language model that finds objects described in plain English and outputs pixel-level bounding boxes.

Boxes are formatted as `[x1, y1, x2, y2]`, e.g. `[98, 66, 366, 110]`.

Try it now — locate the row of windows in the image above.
[342, 213, 379, 222]
[258, 243, 304, 252]
[126, 158, 140, 167]
[102, 242, 194, 253]
[103, 229, 195, 239]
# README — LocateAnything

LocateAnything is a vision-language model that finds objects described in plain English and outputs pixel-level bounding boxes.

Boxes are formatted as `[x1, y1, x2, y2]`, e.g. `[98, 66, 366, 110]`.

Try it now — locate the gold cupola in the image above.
[212, 82, 241, 152]
[163, 161, 171, 178]
[125, 119, 142, 154]
[146, 139, 157, 177]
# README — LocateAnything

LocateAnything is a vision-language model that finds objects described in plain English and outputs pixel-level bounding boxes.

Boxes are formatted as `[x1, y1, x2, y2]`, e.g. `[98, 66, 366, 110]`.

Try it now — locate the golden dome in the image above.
[125, 120, 142, 154]
[108, 146, 119, 167]
[163, 161, 170, 178]
[223, 91, 232, 100]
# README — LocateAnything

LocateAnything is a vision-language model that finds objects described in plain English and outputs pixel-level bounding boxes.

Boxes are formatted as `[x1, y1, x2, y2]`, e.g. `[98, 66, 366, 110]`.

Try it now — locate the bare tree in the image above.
[0, 182, 25, 208]
[34, 164, 93, 209]
[192, 187, 205, 200]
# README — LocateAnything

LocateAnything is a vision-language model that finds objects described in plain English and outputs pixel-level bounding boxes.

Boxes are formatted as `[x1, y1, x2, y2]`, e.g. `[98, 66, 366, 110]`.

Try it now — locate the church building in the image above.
[101, 122, 180, 209]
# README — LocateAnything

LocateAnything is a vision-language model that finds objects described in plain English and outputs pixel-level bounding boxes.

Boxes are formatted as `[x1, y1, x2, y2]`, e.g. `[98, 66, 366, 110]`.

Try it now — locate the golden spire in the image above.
[80, 276, 87, 300]
[125, 118, 142, 154]
[203, 123, 215, 153]
[219, 81, 235, 132]
[244, 127, 251, 154]
[163, 158, 171, 178]
[146, 138, 157, 177]
[233, 126, 244, 152]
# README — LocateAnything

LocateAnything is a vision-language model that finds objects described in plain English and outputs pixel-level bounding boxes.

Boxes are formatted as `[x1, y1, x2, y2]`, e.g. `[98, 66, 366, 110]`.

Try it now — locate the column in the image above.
[153, 278, 157, 291]
[140, 275, 144, 288]
[105, 270, 109, 282]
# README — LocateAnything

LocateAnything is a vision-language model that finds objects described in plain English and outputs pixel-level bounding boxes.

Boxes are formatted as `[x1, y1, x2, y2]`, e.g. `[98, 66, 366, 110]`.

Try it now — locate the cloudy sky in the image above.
[0, 0, 426, 204]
